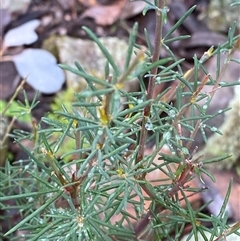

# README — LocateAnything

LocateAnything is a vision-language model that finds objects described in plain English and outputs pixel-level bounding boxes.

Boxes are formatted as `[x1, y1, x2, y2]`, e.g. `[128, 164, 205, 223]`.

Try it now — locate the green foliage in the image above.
[46, 88, 78, 161]
[1, 1, 240, 240]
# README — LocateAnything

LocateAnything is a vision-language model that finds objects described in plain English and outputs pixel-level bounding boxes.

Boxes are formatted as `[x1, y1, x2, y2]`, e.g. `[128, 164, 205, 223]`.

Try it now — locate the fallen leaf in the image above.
[120, 1, 148, 19]
[79, 0, 150, 22]
[13, 48, 65, 94]
[4, 19, 41, 47]
[80, 0, 127, 26]
[78, 0, 98, 8]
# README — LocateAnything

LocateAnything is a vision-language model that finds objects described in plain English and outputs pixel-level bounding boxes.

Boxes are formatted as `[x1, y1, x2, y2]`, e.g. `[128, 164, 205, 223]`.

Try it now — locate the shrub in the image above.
[1, 1, 239, 240]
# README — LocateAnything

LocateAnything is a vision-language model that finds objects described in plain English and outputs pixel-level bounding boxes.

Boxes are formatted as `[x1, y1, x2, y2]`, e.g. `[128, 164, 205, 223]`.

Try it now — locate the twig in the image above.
[1, 78, 27, 116]
[136, 0, 165, 165]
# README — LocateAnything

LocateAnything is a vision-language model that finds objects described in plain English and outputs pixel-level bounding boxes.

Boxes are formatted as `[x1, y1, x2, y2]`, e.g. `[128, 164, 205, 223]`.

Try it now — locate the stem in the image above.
[117, 49, 145, 86]
[211, 44, 237, 95]
[134, 1, 168, 238]
[186, 42, 238, 150]
[1, 78, 27, 116]
[134, 174, 193, 238]
[75, 127, 81, 174]
[104, 75, 113, 118]
[136, 0, 165, 164]
[0, 116, 16, 146]
[135, 43, 240, 238]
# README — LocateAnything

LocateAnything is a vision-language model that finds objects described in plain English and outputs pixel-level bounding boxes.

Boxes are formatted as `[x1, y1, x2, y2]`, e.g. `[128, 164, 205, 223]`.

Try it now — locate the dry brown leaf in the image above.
[80, 0, 127, 26]
[78, 0, 98, 8]
[80, 0, 148, 25]
[120, 1, 147, 19]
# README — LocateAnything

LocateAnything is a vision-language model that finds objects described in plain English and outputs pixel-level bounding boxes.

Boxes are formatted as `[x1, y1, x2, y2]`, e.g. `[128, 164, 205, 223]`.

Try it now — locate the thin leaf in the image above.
[180, 188, 198, 240]
[218, 178, 232, 218]
[53, 119, 74, 153]
[133, 57, 172, 77]
[199, 168, 216, 183]
[0, 189, 59, 201]
[163, 35, 191, 44]
[82, 26, 120, 78]
[124, 22, 138, 71]
[203, 155, 231, 165]
[4, 191, 63, 236]
[144, 28, 153, 54]
[59, 64, 111, 88]
[163, 5, 197, 40]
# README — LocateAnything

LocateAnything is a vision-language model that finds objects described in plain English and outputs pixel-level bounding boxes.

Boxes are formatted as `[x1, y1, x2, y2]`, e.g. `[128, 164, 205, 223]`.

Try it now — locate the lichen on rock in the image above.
[202, 83, 240, 170]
